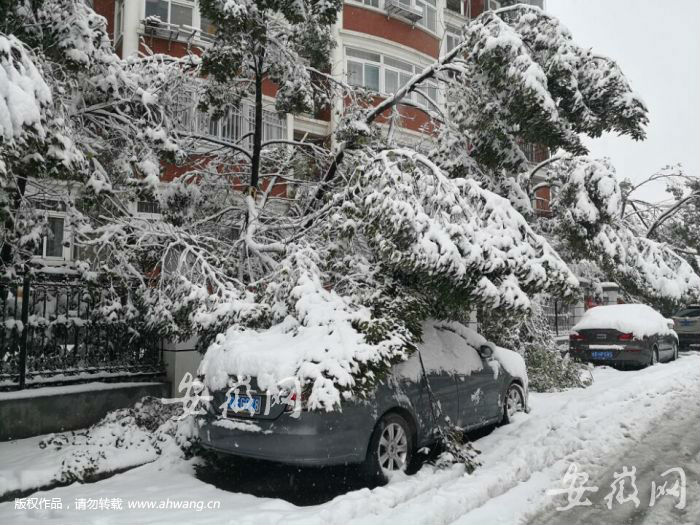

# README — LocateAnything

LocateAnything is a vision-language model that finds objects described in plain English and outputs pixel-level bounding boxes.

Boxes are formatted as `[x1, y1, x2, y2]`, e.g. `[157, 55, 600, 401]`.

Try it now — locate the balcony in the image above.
[139, 17, 215, 46]
[385, 0, 424, 23]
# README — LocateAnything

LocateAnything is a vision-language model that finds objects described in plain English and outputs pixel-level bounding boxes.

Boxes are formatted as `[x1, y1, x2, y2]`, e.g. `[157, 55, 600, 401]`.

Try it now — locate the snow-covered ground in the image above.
[1, 353, 699, 525]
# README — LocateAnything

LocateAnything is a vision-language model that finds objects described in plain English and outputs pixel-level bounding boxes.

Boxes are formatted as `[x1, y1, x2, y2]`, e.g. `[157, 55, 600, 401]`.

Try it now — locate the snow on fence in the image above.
[0, 275, 163, 390]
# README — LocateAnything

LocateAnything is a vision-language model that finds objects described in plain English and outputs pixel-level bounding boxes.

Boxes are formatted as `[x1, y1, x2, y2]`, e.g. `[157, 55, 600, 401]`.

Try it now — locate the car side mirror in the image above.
[478, 345, 493, 359]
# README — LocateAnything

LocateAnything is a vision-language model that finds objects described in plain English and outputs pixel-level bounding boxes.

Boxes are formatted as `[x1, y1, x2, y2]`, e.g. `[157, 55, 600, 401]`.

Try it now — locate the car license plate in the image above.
[591, 351, 613, 359]
[227, 395, 261, 414]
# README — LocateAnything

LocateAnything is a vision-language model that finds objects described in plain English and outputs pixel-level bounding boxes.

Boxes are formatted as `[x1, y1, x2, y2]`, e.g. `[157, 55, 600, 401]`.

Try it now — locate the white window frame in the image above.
[144, 0, 196, 27]
[445, 30, 461, 53]
[485, 0, 502, 11]
[345, 47, 440, 109]
[445, 0, 464, 16]
[32, 201, 68, 261]
[415, 0, 437, 32]
[173, 86, 288, 147]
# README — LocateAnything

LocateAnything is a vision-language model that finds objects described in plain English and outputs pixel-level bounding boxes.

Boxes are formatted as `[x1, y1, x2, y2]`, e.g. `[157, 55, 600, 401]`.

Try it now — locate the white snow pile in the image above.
[199, 271, 409, 411]
[572, 303, 677, 340]
[34, 397, 195, 488]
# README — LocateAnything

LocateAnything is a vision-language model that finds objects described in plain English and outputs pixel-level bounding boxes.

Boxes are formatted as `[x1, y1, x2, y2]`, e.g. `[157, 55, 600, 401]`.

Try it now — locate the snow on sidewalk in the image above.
[0, 354, 698, 525]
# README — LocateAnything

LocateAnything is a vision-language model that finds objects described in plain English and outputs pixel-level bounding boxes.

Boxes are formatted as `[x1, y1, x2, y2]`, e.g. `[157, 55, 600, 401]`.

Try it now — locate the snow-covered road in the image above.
[1, 353, 699, 525]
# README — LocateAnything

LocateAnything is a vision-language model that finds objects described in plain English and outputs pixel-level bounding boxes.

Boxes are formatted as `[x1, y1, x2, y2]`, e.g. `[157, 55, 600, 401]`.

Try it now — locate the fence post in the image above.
[18, 275, 30, 390]
[554, 299, 559, 337]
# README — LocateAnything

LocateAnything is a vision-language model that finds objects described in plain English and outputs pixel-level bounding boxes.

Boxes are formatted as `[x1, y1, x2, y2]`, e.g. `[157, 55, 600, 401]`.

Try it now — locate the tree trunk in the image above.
[249, 65, 264, 193]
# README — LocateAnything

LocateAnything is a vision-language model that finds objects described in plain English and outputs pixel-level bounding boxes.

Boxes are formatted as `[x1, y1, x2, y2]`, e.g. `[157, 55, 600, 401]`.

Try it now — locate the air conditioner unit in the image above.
[385, 0, 424, 23]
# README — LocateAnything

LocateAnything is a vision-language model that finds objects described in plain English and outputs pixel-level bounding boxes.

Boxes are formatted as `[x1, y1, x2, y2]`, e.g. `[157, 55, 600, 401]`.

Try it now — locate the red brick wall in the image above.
[161, 159, 288, 197]
[470, 0, 486, 17]
[92, 0, 115, 41]
[344, 95, 438, 135]
[534, 185, 552, 215]
[138, 37, 204, 58]
[343, 5, 440, 59]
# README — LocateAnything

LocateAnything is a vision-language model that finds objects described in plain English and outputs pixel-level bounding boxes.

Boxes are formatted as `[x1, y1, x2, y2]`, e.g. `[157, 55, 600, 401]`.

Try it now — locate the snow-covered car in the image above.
[672, 304, 700, 351]
[198, 321, 528, 483]
[569, 304, 679, 367]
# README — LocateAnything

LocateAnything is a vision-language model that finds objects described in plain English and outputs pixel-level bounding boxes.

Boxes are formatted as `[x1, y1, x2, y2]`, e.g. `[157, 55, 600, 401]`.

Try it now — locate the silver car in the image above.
[198, 333, 527, 483]
[672, 305, 700, 351]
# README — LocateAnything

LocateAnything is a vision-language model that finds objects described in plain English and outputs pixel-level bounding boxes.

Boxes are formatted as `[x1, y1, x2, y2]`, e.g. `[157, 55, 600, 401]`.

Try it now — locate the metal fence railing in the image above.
[0, 275, 164, 390]
[541, 297, 577, 337]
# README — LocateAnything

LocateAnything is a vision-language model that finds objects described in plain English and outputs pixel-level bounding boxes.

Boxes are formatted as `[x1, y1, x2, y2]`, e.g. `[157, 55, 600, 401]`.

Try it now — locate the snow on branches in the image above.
[544, 157, 700, 307]
[436, 7, 648, 174]
[0, 35, 52, 151]
[346, 149, 578, 310]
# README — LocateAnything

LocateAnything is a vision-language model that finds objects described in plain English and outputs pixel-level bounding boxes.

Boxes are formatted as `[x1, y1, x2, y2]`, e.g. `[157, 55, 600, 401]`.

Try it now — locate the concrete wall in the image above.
[0, 382, 169, 441]
[163, 338, 203, 398]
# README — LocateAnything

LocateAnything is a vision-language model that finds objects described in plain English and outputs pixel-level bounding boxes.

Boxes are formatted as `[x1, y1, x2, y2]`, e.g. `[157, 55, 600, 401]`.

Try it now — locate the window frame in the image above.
[32, 200, 68, 260]
[345, 47, 440, 109]
[145, 0, 195, 28]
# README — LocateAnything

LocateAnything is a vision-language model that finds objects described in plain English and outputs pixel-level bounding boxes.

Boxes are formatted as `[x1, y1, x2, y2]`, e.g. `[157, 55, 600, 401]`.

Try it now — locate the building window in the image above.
[445, 26, 461, 53]
[45, 217, 65, 257]
[358, 0, 380, 7]
[416, 0, 437, 32]
[32, 200, 67, 259]
[145, 0, 194, 27]
[485, 0, 502, 11]
[137, 200, 161, 215]
[174, 89, 287, 147]
[346, 48, 438, 108]
[446, 0, 463, 15]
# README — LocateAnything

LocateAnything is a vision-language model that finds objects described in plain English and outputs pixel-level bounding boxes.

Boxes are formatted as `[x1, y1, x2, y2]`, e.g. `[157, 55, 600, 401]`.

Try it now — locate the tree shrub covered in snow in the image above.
[537, 157, 700, 313]
[4, 3, 698, 414]
[195, 4, 661, 408]
[38, 397, 198, 483]
[480, 297, 591, 392]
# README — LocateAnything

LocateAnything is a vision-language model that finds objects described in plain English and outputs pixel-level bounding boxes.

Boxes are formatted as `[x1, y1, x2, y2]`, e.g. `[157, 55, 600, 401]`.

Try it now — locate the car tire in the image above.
[501, 382, 525, 425]
[362, 412, 414, 484]
[649, 347, 659, 367]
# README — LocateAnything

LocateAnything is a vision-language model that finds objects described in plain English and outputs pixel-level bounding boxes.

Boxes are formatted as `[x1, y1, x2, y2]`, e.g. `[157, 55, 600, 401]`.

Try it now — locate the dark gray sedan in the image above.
[672, 304, 700, 351]
[198, 323, 528, 482]
[569, 304, 678, 367]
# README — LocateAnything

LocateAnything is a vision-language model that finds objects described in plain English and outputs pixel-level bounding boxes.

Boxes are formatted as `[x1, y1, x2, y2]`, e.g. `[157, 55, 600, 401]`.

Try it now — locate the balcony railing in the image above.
[140, 17, 215, 46]
[385, 0, 424, 23]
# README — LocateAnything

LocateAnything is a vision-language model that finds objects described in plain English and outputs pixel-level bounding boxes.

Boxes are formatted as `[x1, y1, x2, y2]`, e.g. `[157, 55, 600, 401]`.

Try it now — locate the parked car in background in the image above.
[672, 305, 700, 351]
[199, 321, 528, 483]
[569, 304, 678, 368]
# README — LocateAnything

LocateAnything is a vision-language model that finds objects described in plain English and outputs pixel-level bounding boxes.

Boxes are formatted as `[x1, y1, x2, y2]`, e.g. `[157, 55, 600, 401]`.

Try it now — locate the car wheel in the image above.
[501, 383, 525, 425]
[649, 347, 659, 367]
[362, 413, 414, 484]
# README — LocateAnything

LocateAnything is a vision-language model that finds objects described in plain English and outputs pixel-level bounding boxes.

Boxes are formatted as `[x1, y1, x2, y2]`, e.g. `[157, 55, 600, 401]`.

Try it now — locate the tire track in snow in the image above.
[296, 355, 700, 525]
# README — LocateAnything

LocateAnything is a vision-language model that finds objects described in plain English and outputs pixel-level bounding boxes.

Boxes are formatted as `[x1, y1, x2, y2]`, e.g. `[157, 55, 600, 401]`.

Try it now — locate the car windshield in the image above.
[674, 307, 700, 317]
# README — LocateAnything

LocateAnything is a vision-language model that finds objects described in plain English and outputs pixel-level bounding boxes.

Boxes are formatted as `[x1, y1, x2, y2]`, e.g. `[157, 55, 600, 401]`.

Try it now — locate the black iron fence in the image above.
[0, 274, 164, 390]
[542, 297, 581, 337]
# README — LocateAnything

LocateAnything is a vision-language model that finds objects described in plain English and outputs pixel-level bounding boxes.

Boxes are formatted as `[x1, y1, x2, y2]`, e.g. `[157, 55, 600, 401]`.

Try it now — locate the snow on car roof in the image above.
[395, 321, 528, 389]
[572, 304, 676, 339]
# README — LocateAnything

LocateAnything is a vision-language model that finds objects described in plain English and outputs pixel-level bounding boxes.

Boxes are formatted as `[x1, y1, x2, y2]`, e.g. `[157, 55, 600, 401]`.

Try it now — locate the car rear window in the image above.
[675, 307, 700, 317]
